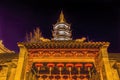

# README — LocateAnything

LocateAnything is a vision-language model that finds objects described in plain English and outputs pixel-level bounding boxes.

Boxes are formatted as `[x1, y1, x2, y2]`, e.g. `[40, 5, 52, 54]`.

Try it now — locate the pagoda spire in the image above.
[58, 10, 66, 23]
[52, 11, 72, 40]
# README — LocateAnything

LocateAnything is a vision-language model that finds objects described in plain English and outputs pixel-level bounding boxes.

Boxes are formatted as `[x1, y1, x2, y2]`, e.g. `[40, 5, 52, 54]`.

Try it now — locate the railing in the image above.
[35, 74, 89, 80]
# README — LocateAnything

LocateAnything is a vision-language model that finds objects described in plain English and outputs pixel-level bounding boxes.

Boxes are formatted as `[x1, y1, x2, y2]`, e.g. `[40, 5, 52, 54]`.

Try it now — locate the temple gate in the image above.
[14, 11, 114, 80]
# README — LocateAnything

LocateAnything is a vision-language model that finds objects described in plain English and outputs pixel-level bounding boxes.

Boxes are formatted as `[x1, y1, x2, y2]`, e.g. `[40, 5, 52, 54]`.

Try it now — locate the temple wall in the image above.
[109, 53, 120, 80]
[0, 59, 18, 80]
[0, 66, 8, 80]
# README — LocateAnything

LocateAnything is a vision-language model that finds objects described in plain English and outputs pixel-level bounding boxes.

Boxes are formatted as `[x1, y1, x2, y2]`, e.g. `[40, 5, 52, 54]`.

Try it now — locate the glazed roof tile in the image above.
[0, 53, 18, 63]
[18, 40, 110, 49]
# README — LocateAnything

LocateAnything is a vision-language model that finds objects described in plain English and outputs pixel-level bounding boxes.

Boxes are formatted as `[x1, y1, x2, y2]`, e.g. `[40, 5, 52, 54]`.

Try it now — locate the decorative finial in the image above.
[58, 10, 66, 23]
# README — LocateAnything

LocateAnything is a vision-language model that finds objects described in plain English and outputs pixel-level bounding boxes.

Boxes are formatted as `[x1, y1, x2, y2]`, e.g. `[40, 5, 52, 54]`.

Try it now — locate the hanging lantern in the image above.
[66, 63, 74, 67]
[66, 63, 74, 71]
[35, 63, 43, 77]
[35, 63, 43, 72]
[66, 63, 74, 78]
[75, 63, 83, 68]
[47, 63, 55, 67]
[75, 63, 83, 75]
[47, 63, 55, 75]
[84, 63, 93, 71]
[57, 63, 64, 67]
[57, 63, 64, 75]
[85, 63, 93, 67]
[35, 63, 43, 67]
[84, 63, 93, 78]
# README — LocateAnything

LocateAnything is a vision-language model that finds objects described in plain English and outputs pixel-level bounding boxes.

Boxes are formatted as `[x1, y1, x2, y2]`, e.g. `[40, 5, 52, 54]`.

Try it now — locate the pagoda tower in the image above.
[52, 11, 72, 40]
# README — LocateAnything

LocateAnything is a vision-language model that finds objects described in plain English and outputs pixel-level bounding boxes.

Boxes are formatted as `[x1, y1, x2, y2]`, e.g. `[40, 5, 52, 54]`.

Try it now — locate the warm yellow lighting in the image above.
[59, 10, 66, 23]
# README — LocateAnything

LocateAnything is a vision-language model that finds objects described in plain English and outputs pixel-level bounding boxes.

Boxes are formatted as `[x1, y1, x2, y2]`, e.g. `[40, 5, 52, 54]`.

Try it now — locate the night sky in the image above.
[0, 1, 119, 53]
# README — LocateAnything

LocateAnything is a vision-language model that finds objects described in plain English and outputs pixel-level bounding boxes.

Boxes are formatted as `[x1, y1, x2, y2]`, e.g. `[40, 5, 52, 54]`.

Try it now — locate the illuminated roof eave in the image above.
[18, 40, 110, 49]
[0, 53, 18, 63]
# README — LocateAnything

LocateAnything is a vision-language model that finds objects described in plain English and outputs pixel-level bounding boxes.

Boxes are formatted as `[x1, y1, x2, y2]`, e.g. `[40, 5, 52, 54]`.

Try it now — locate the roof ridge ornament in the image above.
[58, 10, 66, 23]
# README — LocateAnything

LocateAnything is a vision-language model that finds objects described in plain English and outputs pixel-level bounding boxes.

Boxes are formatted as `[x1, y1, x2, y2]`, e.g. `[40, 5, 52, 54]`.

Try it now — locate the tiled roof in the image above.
[18, 40, 110, 49]
[109, 53, 120, 61]
[0, 53, 18, 63]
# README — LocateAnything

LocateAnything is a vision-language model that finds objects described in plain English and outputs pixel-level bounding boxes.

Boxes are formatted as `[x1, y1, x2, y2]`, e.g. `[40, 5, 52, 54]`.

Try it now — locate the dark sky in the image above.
[0, 1, 119, 53]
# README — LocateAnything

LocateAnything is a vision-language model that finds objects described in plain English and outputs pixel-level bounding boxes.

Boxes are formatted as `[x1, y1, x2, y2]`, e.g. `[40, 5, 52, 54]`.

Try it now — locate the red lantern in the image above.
[85, 63, 92, 78]
[57, 63, 64, 75]
[35, 63, 43, 73]
[75, 63, 82, 75]
[35, 63, 43, 67]
[66, 63, 74, 67]
[75, 63, 83, 68]
[47, 63, 55, 67]
[47, 63, 55, 75]
[57, 63, 64, 67]
[84, 63, 93, 68]
[66, 63, 74, 75]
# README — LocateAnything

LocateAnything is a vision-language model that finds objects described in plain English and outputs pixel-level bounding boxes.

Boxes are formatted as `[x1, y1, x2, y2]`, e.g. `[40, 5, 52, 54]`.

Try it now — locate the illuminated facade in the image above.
[0, 11, 120, 80]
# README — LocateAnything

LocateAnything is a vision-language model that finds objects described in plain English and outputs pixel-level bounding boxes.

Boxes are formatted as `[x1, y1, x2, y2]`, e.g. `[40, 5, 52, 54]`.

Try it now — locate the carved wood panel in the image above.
[28, 49, 99, 59]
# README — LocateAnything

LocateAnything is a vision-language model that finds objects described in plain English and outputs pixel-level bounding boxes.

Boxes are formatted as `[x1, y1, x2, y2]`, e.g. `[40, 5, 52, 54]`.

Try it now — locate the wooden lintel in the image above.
[29, 58, 95, 63]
